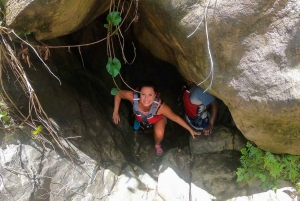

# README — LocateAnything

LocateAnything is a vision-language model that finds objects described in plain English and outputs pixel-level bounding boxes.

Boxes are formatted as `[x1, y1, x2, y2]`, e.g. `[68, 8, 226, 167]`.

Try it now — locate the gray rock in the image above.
[5, 0, 111, 40]
[190, 126, 247, 155]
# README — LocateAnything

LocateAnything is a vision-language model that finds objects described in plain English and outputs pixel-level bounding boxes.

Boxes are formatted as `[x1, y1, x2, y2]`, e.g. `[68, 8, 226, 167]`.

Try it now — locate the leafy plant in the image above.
[237, 142, 300, 191]
[104, 9, 138, 95]
[32, 125, 43, 135]
[16, 31, 31, 37]
[0, 110, 10, 125]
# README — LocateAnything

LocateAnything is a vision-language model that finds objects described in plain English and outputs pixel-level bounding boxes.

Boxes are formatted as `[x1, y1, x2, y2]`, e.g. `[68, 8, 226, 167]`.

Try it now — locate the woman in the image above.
[112, 82, 201, 156]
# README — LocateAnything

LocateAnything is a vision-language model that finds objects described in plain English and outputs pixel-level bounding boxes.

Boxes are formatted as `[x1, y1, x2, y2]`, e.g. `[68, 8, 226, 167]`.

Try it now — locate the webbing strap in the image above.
[147, 97, 159, 119]
[133, 92, 140, 115]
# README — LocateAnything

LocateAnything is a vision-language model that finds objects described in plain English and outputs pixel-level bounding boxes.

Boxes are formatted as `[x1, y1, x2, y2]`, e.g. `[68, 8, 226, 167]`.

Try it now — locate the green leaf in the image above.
[37, 125, 43, 132]
[236, 175, 244, 182]
[32, 130, 38, 135]
[270, 163, 281, 178]
[104, 24, 110, 29]
[249, 146, 258, 157]
[241, 148, 247, 155]
[260, 174, 266, 182]
[113, 30, 119, 35]
[15, 31, 31, 37]
[106, 57, 121, 77]
[16, 31, 22, 36]
[111, 88, 119, 95]
[106, 11, 122, 26]
[32, 125, 43, 135]
[0, 111, 7, 118]
[2, 116, 10, 125]
[23, 31, 31, 35]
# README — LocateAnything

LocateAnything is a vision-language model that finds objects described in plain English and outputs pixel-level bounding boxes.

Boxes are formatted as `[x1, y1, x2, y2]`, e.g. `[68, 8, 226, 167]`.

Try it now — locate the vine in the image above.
[103, 0, 141, 95]
[0, 1, 139, 199]
[0, 27, 69, 161]
[105, 11, 122, 95]
[0, 0, 139, 160]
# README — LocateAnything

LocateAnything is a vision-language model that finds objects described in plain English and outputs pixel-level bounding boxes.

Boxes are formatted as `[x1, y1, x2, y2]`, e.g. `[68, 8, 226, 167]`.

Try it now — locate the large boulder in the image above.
[5, 0, 110, 40]
[134, 0, 300, 154]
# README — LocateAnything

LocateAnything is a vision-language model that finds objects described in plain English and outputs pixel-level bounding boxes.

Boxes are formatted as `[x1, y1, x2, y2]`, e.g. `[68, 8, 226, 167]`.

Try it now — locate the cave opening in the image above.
[29, 13, 237, 174]
[61, 14, 233, 144]
[0, 9, 240, 184]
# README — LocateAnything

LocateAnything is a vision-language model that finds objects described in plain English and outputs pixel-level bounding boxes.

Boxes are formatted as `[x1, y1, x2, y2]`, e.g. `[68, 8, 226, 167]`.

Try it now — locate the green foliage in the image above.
[32, 125, 43, 135]
[106, 57, 121, 77]
[0, 110, 10, 125]
[237, 142, 300, 191]
[106, 11, 122, 26]
[104, 11, 123, 94]
[111, 88, 119, 95]
[7, 31, 32, 41]
[16, 31, 31, 37]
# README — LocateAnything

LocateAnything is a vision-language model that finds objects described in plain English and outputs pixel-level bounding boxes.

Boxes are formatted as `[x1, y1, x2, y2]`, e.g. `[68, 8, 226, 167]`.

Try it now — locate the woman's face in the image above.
[140, 87, 156, 107]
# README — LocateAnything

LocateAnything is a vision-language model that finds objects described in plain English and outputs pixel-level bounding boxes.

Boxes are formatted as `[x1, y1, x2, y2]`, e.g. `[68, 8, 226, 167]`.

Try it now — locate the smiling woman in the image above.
[112, 81, 201, 156]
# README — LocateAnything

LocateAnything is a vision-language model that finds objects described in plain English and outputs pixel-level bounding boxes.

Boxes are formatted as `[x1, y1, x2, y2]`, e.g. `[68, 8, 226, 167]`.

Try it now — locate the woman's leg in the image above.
[153, 118, 167, 146]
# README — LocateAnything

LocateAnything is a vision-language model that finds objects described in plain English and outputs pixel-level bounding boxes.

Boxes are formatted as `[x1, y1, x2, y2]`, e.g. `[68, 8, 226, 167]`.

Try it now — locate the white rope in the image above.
[197, 3, 214, 93]
[186, 0, 214, 92]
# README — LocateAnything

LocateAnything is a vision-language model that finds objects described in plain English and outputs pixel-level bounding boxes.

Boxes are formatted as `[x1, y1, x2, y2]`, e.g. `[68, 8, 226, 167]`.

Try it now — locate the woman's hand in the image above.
[203, 124, 213, 135]
[190, 130, 201, 139]
[113, 90, 134, 125]
[112, 112, 120, 124]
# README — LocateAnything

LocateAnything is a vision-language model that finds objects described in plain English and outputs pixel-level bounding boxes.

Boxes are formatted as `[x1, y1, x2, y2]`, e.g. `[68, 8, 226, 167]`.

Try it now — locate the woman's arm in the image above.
[158, 103, 201, 138]
[209, 99, 218, 125]
[113, 90, 133, 124]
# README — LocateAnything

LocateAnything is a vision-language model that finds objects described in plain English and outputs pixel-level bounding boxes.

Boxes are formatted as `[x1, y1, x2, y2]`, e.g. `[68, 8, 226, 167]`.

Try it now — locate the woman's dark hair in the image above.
[138, 81, 157, 93]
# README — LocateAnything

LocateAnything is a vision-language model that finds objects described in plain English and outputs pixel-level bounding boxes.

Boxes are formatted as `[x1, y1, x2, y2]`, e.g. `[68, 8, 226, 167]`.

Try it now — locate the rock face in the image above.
[190, 126, 246, 154]
[1, 123, 297, 200]
[0, 132, 159, 201]
[5, 0, 300, 154]
[5, 0, 110, 40]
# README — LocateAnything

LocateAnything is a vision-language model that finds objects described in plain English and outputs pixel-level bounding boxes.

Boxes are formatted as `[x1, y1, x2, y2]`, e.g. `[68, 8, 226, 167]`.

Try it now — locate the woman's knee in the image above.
[154, 119, 166, 137]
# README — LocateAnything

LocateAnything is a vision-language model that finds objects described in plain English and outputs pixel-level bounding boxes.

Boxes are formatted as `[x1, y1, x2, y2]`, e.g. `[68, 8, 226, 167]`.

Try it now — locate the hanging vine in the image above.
[105, 0, 140, 95]
[0, 0, 140, 160]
